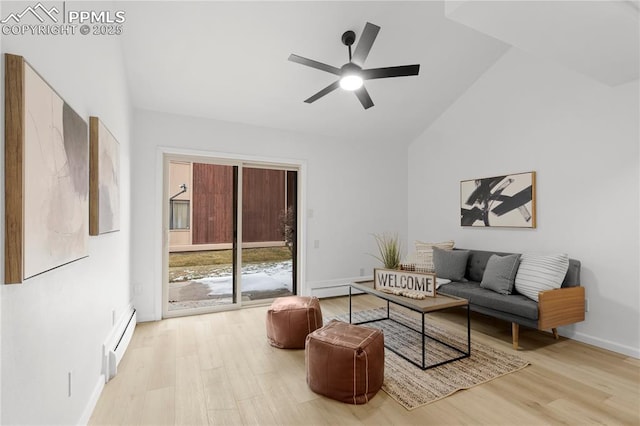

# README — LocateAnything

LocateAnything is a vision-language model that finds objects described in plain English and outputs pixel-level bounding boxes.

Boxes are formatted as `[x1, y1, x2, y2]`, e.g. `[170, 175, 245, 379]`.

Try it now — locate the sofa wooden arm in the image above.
[538, 286, 585, 330]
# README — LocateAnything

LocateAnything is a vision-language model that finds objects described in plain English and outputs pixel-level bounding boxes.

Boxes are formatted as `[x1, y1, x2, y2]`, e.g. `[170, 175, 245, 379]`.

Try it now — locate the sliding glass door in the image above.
[164, 157, 298, 317]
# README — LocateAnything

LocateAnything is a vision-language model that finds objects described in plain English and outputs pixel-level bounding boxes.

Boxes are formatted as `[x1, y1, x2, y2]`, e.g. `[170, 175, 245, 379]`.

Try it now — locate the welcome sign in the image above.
[374, 268, 436, 297]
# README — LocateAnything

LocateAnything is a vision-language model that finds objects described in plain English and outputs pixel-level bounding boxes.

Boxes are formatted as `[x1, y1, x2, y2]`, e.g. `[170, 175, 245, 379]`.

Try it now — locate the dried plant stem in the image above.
[371, 233, 402, 269]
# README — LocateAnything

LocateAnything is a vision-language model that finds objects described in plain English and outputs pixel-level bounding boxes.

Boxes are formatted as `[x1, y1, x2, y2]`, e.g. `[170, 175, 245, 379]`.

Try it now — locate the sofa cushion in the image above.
[437, 281, 480, 299]
[470, 287, 539, 321]
[480, 254, 521, 295]
[439, 281, 539, 321]
[465, 249, 513, 282]
[433, 247, 469, 281]
[515, 253, 570, 302]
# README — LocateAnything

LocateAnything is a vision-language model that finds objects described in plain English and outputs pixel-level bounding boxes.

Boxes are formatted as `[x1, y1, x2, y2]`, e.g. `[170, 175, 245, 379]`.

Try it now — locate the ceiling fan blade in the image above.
[351, 22, 380, 67]
[354, 86, 374, 109]
[304, 80, 341, 103]
[288, 54, 341, 76]
[361, 64, 420, 80]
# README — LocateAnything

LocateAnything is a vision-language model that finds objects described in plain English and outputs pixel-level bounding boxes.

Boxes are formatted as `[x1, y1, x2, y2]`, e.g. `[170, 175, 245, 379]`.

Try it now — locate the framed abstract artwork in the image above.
[460, 171, 536, 228]
[89, 117, 120, 235]
[4, 54, 89, 284]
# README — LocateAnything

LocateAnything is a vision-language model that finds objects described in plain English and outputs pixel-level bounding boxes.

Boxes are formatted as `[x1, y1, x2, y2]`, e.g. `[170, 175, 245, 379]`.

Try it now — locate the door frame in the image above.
[157, 147, 306, 319]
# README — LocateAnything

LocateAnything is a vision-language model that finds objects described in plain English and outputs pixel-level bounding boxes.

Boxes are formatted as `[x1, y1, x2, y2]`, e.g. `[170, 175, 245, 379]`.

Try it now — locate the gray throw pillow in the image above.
[480, 254, 521, 295]
[433, 247, 469, 281]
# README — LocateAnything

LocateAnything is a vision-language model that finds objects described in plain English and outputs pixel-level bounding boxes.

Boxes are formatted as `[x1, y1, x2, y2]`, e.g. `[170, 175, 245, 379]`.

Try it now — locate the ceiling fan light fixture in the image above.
[339, 74, 363, 91]
[289, 22, 420, 108]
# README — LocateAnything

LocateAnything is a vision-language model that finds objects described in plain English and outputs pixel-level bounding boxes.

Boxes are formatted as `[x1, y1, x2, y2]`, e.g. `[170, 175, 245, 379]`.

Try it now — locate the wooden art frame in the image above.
[460, 171, 536, 228]
[4, 54, 89, 284]
[89, 117, 120, 235]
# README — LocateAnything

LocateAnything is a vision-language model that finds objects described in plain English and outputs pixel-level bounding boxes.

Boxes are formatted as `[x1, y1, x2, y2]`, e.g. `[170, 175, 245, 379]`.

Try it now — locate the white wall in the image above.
[408, 47, 639, 357]
[0, 5, 133, 424]
[131, 109, 408, 321]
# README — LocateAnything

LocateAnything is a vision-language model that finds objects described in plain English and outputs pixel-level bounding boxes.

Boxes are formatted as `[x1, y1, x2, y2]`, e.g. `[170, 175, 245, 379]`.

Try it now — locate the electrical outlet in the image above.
[314, 240, 320, 249]
[360, 268, 365, 276]
[68, 371, 72, 397]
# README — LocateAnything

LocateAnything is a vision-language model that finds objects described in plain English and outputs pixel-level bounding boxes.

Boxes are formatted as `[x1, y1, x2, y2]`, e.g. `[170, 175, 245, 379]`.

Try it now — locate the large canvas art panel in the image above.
[89, 117, 120, 235]
[4, 54, 89, 283]
[460, 171, 536, 228]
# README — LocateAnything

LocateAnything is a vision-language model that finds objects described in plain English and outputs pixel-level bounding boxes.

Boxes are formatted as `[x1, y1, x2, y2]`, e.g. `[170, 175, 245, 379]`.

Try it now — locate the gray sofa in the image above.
[437, 249, 585, 349]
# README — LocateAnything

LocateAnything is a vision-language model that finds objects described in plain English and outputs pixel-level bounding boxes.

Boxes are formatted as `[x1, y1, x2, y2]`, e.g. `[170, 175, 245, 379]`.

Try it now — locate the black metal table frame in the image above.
[349, 285, 471, 370]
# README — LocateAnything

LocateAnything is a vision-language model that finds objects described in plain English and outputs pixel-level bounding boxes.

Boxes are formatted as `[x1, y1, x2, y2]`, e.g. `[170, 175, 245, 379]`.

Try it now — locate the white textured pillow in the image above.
[414, 240, 455, 272]
[436, 278, 452, 289]
[514, 253, 569, 301]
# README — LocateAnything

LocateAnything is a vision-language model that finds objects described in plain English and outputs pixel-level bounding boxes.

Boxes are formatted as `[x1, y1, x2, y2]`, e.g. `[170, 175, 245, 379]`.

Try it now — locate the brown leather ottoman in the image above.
[305, 320, 384, 404]
[266, 296, 323, 349]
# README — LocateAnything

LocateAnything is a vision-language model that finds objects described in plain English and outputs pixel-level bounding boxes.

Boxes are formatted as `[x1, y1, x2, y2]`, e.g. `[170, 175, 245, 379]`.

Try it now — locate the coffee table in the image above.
[349, 280, 470, 370]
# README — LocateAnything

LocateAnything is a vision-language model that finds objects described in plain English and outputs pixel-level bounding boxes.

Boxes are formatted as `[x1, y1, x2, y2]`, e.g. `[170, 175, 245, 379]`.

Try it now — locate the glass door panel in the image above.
[240, 167, 296, 303]
[167, 162, 238, 313]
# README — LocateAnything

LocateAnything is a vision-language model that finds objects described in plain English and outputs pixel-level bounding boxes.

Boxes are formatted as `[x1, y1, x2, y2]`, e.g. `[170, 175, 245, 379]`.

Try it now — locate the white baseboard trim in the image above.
[136, 313, 158, 323]
[561, 330, 640, 359]
[305, 276, 372, 298]
[78, 374, 105, 426]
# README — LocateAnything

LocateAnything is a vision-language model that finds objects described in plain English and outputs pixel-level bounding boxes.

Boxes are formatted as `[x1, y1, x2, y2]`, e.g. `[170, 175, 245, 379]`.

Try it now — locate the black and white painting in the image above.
[460, 171, 536, 228]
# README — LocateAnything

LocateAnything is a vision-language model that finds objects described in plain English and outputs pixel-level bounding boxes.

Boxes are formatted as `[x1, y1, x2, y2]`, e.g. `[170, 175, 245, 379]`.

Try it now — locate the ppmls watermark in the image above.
[1, 2, 125, 36]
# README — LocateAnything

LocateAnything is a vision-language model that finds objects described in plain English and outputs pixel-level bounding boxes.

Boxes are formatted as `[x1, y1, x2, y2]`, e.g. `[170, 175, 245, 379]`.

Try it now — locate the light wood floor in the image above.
[90, 295, 640, 425]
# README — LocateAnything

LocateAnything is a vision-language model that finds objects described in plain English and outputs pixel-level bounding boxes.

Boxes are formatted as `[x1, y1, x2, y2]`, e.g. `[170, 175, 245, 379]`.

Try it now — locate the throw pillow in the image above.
[436, 277, 452, 289]
[480, 254, 521, 295]
[514, 253, 569, 301]
[414, 240, 455, 273]
[433, 247, 469, 281]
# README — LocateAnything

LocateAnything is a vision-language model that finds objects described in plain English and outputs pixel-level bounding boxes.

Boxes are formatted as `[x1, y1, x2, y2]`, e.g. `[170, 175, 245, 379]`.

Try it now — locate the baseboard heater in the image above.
[103, 307, 137, 382]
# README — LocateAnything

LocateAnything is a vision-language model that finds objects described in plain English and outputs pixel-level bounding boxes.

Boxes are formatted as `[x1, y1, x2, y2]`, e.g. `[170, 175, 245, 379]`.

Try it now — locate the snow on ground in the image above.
[196, 260, 293, 295]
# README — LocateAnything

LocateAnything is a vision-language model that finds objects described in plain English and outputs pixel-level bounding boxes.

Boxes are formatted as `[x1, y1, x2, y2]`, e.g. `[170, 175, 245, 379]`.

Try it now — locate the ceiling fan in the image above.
[288, 22, 420, 110]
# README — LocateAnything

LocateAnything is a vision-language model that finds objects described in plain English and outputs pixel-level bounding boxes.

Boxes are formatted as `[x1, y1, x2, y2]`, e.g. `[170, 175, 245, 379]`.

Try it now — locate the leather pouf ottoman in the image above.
[305, 320, 384, 404]
[266, 296, 323, 349]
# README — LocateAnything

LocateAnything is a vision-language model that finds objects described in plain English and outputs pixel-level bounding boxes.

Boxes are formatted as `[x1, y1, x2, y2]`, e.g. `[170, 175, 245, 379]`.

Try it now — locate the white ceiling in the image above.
[120, 1, 638, 145]
[446, 0, 639, 87]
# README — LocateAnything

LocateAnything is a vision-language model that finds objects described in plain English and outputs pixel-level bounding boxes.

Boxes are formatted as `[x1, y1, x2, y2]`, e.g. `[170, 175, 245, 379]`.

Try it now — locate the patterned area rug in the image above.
[330, 308, 530, 410]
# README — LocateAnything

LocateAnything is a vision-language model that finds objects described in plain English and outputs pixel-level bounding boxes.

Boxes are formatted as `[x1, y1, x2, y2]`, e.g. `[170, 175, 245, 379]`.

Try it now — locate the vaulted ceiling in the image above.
[120, 1, 638, 144]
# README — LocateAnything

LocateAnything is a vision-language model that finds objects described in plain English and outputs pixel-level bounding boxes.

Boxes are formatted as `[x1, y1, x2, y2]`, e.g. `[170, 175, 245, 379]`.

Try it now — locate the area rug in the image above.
[329, 308, 530, 410]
